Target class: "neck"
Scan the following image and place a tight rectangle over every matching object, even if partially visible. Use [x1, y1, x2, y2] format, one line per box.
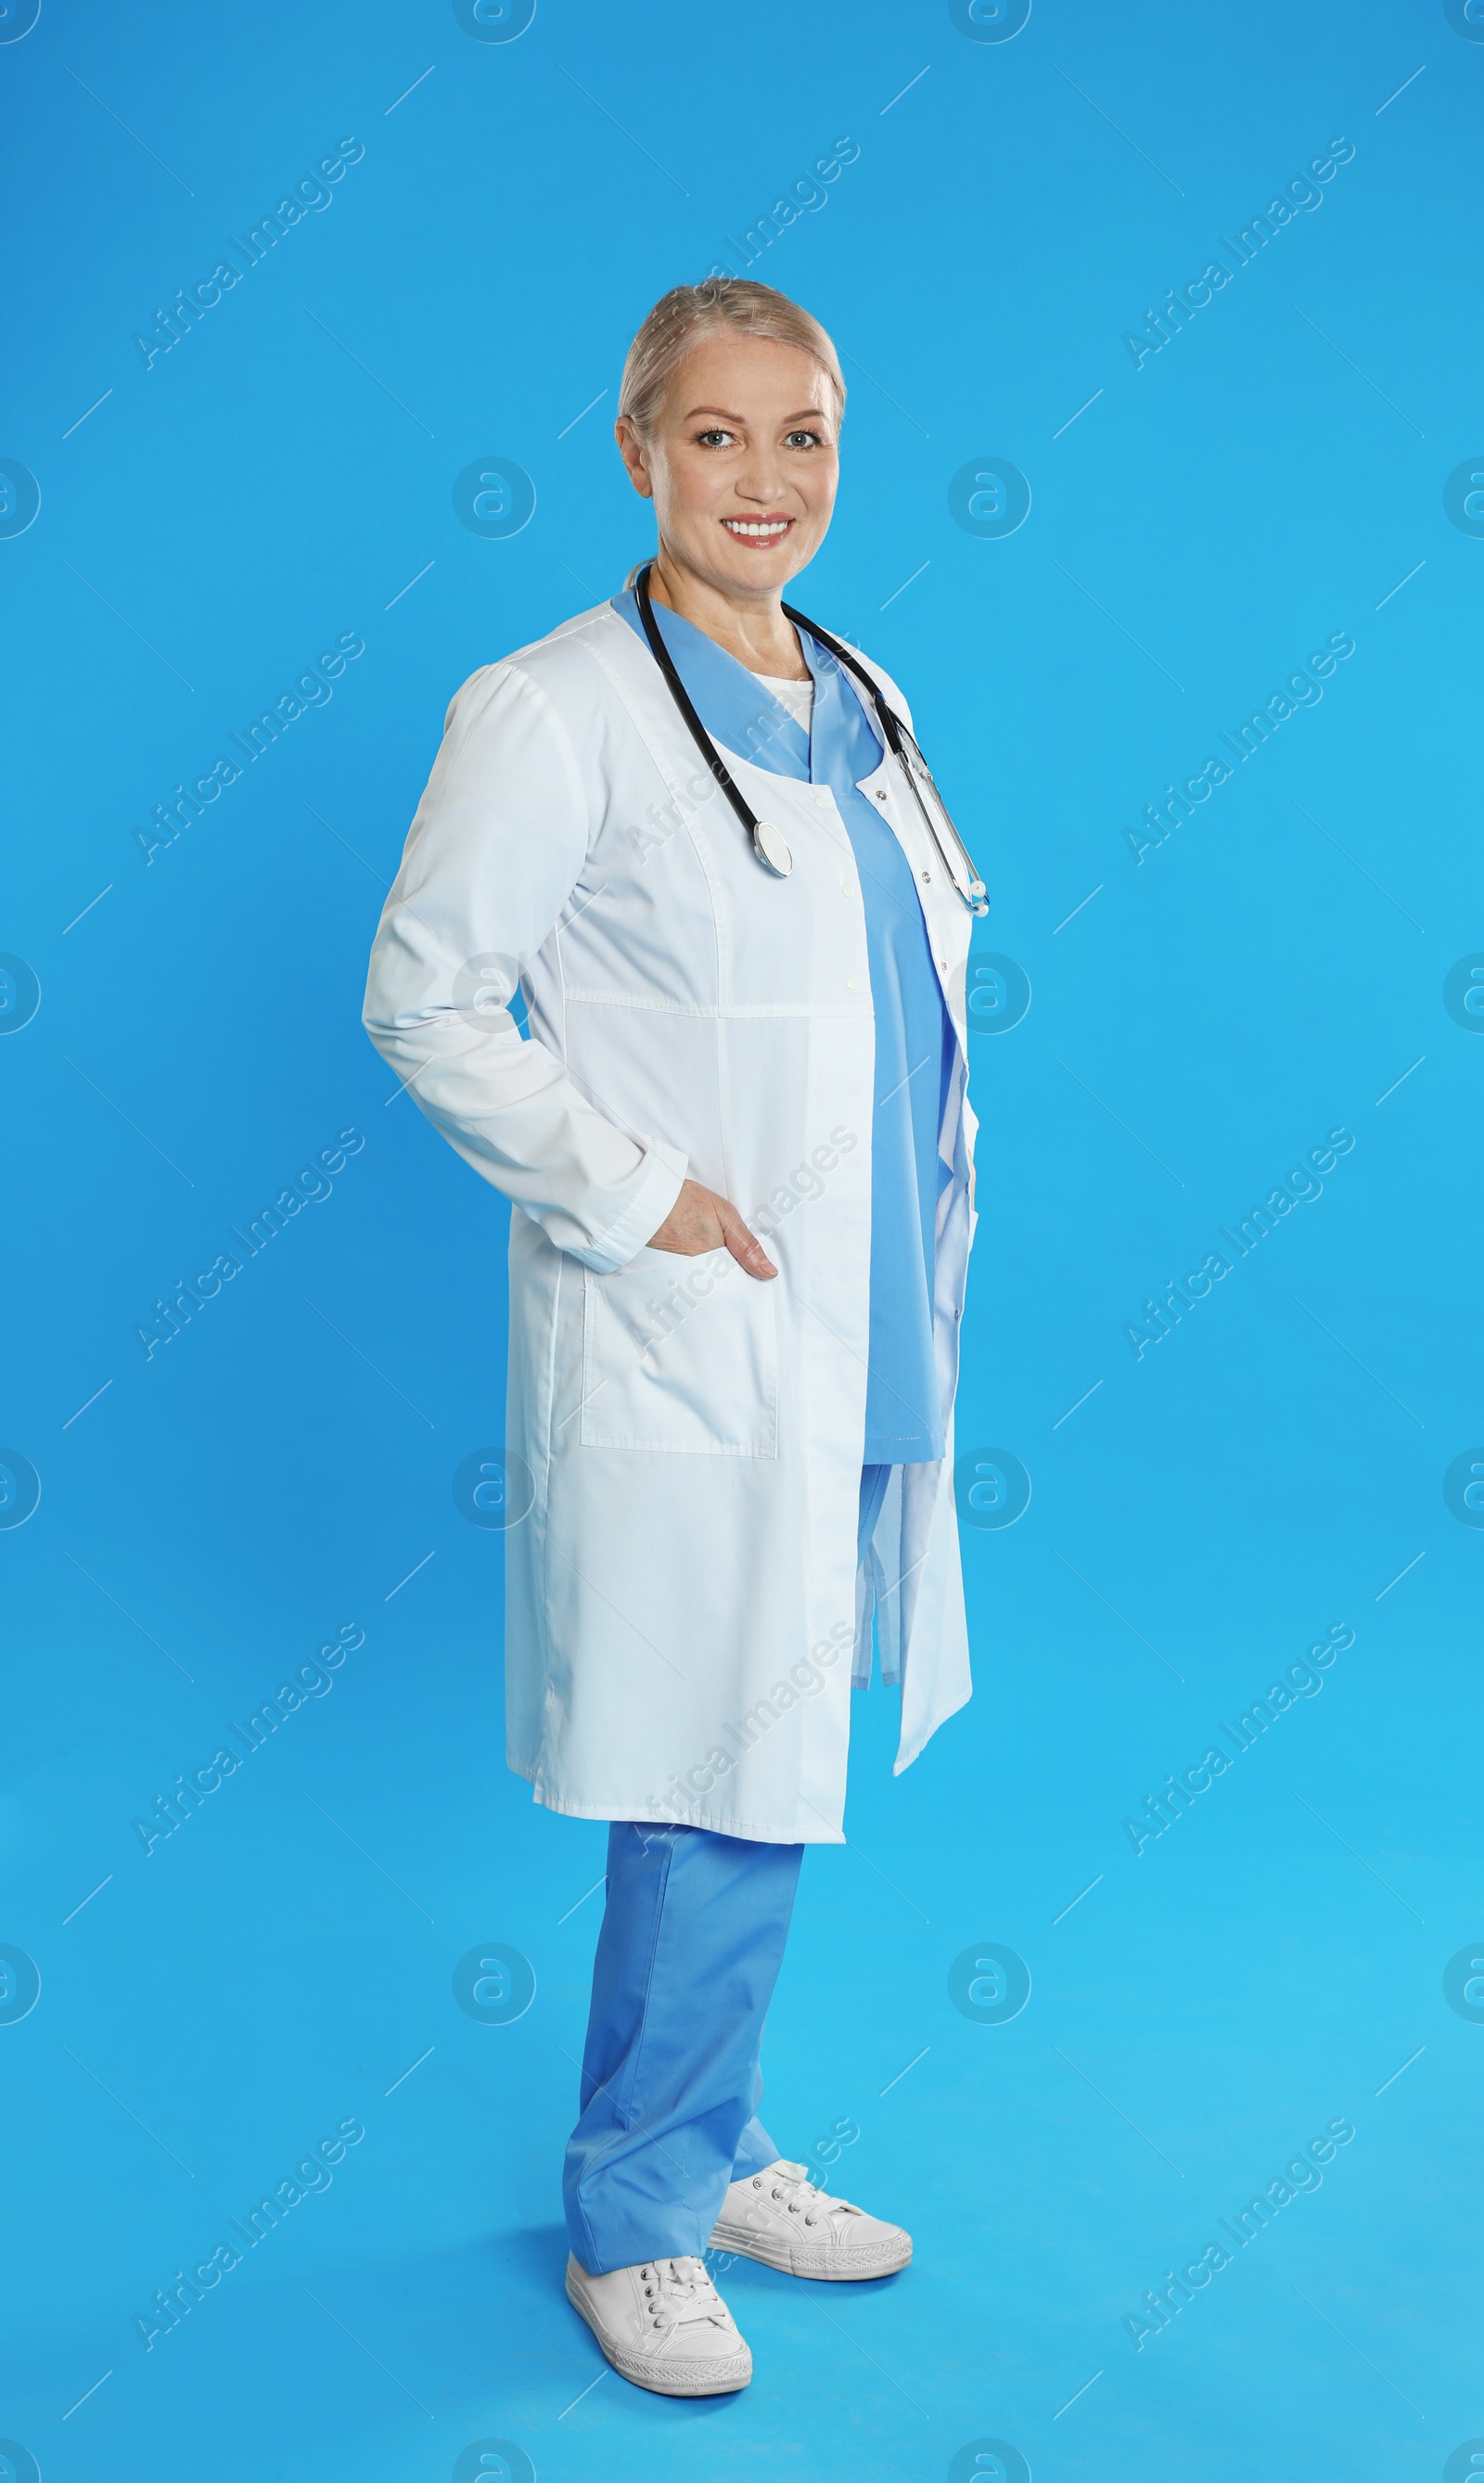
[646, 545, 809, 680]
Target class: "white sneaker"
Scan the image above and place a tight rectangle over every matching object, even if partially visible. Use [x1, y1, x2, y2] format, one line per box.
[565, 2252, 752, 2396]
[709, 2158, 912, 2281]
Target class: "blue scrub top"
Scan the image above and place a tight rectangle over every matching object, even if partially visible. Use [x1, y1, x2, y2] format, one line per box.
[613, 589, 952, 1464]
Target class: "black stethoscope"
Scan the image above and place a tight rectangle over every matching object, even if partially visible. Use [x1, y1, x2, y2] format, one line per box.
[633, 560, 990, 915]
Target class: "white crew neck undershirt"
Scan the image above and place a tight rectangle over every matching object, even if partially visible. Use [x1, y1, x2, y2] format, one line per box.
[756, 672, 814, 730]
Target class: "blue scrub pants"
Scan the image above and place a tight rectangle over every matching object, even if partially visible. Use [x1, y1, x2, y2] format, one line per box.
[563, 1476, 892, 2274]
[563, 1820, 804, 2273]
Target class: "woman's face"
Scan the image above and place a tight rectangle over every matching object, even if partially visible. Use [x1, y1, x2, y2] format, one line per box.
[617, 331, 839, 597]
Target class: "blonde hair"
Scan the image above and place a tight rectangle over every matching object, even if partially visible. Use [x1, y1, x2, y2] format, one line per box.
[618, 278, 846, 439]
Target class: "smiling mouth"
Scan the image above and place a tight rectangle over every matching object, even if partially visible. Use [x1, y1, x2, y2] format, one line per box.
[721, 517, 794, 543]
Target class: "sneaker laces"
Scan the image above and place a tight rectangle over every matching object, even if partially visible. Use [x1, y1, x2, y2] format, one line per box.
[749, 2161, 855, 2231]
[637, 2256, 730, 2333]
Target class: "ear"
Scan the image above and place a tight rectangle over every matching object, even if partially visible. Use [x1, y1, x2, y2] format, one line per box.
[614, 414, 655, 500]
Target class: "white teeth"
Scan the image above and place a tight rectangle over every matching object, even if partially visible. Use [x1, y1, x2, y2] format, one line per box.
[723, 519, 790, 538]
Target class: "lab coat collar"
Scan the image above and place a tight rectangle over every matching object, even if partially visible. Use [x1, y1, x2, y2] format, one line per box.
[610, 587, 812, 778]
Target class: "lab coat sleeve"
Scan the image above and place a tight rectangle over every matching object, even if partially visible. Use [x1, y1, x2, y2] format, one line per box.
[363, 659, 687, 1273]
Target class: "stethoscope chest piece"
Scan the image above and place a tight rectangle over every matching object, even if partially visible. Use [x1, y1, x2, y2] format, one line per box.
[752, 820, 793, 877]
[631, 557, 986, 913]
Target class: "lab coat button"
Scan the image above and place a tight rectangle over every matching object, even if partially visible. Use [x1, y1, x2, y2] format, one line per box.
[813, 790, 831, 807]
[847, 976, 862, 990]
[921, 870, 931, 883]
[874, 789, 888, 802]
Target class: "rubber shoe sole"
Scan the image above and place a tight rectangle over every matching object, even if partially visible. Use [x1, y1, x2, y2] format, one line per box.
[565, 2265, 752, 2397]
[709, 2218, 912, 2281]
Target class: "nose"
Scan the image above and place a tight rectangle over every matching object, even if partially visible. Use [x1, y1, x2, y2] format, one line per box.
[734, 454, 789, 507]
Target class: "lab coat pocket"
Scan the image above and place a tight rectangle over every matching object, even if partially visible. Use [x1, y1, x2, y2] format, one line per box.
[581, 1247, 778, 1456]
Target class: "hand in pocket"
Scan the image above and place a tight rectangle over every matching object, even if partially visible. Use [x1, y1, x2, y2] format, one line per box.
[647, 1178, 776, 1278]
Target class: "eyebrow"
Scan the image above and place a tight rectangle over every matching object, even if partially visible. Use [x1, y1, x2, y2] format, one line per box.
[682, 405, 829, 423]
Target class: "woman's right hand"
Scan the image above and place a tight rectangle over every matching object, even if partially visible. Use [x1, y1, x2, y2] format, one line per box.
[646, 1178, 777, 1278]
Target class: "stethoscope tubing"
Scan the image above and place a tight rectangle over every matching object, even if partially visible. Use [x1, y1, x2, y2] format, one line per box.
[632, 560, 989, 914]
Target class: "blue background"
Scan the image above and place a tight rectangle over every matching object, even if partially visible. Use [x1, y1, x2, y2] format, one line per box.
[3, 0, 1482, 2477]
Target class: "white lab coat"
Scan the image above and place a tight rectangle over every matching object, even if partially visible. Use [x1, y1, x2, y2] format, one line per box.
[363, 598, 979, 1843]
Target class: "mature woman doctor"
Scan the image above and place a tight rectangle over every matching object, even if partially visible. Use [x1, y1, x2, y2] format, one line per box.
[363, 278, 984, 2398]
